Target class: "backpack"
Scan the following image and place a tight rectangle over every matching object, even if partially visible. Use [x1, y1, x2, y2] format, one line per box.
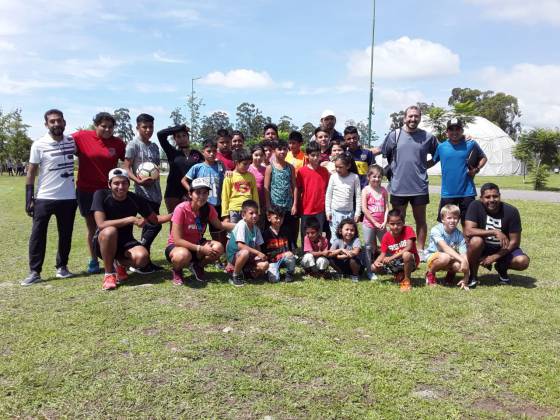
[382, 128, 401, 181]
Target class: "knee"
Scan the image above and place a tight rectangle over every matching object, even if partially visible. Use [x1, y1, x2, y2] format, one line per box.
[439, 253, 451, 265]
[236, 249, 249, 261]
[402, 251, 412, 262]
[171, 248, 191, 266]
[514, 255, 530, 271]
[98, 226, 117, 242]
[468, 236, 484, 251]
[134, 249, 150, 267]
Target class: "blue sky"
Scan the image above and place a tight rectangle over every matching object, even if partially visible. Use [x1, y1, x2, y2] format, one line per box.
[1, 0, 559, 143]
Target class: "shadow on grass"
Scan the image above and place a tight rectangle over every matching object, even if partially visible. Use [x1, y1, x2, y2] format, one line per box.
[476, 273, 537, 289]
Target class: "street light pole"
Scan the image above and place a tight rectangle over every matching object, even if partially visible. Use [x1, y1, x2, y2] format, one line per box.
[367, 0, 376, 147]
[191, 76, 201, 141]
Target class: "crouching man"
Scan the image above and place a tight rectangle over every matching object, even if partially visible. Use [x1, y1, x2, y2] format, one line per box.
[464, 183, 530, 287]
[92, 168, 171, 290]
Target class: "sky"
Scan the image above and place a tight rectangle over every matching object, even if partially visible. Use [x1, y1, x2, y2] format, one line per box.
[1, 0, 559, 144]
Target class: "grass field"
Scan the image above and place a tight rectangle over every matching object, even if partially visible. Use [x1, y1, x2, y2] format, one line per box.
[1, 175, 559, 418]
[429, 174, 560, 192]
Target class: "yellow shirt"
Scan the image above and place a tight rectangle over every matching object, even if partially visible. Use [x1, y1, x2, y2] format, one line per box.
[286, 150, 306, 171]
[221, 171, 259, 216]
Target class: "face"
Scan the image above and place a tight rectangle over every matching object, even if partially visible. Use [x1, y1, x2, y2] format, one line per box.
[137, 121, 154, 141]
[331, 144, 343, 157]
[344, 133, 359, 150]
[306, 227, 321, 241]
[232, 135, 244, 150]
[335, 159, 350, 176]
[45, 113, 66, 137]
[275, 147, 288, 160]
[109, 177, 129, 200]
[340, 223, 356, 242]
[174, 131, 190, 148]
[368, 170, 382, 186]
[252, 149, 264, 166]
[267, 213, 283, 229]
[202, 146, 217, 163]
[95, 119, 114, 140]
[387, 216, 404, 236]
[447, 126, 464, 142]
[288, 140, 301, 153]
[321, 116, 336, 131]
[480, 189, 501, 213]
[316, 131, 330, 148]
[236, 159, 251, 173]
[242, 206, 260, 225]
[217, 136, 231, 153]
[442, 212, 460, 231]
[190, 188, 209, 207]
[404, 108, 421, 131]
[264, 128, 278, 140]
[307, 151, 320, 166]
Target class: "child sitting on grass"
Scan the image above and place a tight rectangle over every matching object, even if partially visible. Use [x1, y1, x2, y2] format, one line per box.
[262, 206, 296, 283]
[425, 204, 470, 289]
[225, 200, 269, 287]
[300, 216, 331, 278]
[372, 209, 419, 292]
[329, 218, 364, 282]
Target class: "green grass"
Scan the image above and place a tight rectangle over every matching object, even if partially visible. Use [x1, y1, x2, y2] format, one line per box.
[1, 175, 559, 418]
[429, 174, 560, 192]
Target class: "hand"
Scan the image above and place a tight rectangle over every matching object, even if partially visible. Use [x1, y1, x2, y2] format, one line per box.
[354, 215, 360, 223]
[457, 279, 470, 290]
[136, 176, 154, 186]
[382, 256, 392, 264]
[291, 205, 297, 216]
[494, 230, 509, 249]
[467, 168, 478, 178]
[326, 213, 332, 222]
[373, 260, 384, 269]
[256, 251, 267, 261]
[25, 198, 35, 217]
[200, 242, 218, 258]
[133, 217, 146, 227]
[379, 222, 386, 230]
[480, 254, 498, 267]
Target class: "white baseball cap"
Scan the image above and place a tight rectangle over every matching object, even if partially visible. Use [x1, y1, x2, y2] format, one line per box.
[108, 167, 129, 182]
[191, 178, 211, 191]
[320, 109, 336, 119]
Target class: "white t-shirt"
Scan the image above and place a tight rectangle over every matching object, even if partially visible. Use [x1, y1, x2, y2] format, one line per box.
[29, 133, 76, 200]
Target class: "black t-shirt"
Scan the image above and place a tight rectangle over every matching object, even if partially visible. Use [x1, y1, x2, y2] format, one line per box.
[262, 226, 290, 262]
[91, 189, 153, 242]
[465, 200, 522, 248]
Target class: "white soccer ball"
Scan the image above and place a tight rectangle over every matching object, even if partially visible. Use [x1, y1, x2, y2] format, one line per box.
[136, 162, 160, 179]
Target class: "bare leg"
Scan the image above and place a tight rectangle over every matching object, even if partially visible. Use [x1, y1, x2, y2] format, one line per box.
[411, 204, 427, 250]
[85, 214, 98, 261]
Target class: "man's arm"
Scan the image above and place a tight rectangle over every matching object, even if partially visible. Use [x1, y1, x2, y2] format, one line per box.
[123, 157, 153, 187]
[94, 210, 140, 230]
[464, 220, 509, 248]
[25, 163, 39, 217]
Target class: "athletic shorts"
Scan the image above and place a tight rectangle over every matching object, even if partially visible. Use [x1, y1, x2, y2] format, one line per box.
[437, 196, 475, 222]
[481, 246, 526, 265]
[164, 239, 207, 263]
[93, 234, 143, 260]
[380, 257, 418, 274]
[329, 257, 364, 276]
[77, 189, 95, 217]
[390, 194, 430, 207]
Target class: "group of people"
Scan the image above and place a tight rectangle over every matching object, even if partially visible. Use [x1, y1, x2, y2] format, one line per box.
[3, 159, 26, 176]
[22, 106, 530, 291]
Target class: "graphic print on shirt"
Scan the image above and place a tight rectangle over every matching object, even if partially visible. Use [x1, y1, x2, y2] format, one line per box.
[387, 239, 408, 252]
[485, 215, 502, 245]
[233, 180, 251, 194]
[47, 143, 75, 179]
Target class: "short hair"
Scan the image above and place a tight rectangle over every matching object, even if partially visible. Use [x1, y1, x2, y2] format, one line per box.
[305, 141, 320, 155]
[387, 208, 404, 221]
[250, 144, 264, 154]
[330, 139, 343, 147]
[304, 216, 321, 231]
[216, 128, 231, 138]
[440, 204, 460, 219]
[404, 105, 421, 117]
[334, 153, 354, 168]
[288, 131, 303, 142]
[367, 164, 383, 176]
[267, 205, 285, 217]
[241, 199, 259, 212]
[136, 113, 154, 124]
[93, 112, 116, 127]
[275, 139, 288, 150]
[232, 148, 251, 163]
[335, 218, 359, 239]
[263, 123, 278, 135]
[232, 130, 245, 140]
[314, 126, 328, 136]
[44, 109, 63, 122]
[480, 183, 500, 196]
[202, 139, 217, 149]
[343, 126, 359, 136]
[262, 139, 278, 149]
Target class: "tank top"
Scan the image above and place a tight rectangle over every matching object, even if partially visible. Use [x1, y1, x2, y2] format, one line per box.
[363, 185, 388, 228]
[270, 163, 293, 210]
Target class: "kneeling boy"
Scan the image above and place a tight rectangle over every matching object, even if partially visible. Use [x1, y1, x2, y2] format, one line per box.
[262, 206, 296, 283]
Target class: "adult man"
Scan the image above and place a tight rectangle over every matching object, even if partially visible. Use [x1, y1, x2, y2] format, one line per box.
[92, 168, 171, 290]
[344, 125, 375, 187]
[73, 112, 126, 274]
[380, 105, 438, 259]
[464, 183, 530, 287]
[433, 118, 487, 223]
[311, 110, 344, 143]
[22, 109, 77, 286]
[123, 113, 163, 273]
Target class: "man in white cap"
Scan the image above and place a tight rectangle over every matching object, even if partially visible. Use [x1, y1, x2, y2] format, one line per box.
[311, 109, 344, 143]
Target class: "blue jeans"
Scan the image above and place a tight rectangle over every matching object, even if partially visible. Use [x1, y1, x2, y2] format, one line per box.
[362, 224, 386, 276]
[268, 254, 296, 281]
[329, 210, 354, 244]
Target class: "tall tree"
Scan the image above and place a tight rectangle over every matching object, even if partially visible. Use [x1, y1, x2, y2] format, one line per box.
[389, 111, 405, 130]
[300, 122, 316, 142]
[200, 111, 233, 142]
[277, 115, 298, 133]
[0, 109, 32, 161]
[113, 108, 134, 143]
[235, 102, 270, 140]
[170, 107, 186, 126]
[187, 93, 204, 143]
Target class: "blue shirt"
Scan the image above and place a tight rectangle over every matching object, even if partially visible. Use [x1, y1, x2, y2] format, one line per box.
[349, 147, 374, 188]
[226, 219, 264, 262]
[186, 162, 225, 206]
[433, 139, 485, 198]
[426, 223, 467, 257]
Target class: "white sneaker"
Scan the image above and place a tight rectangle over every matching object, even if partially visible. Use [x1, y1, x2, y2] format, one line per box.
[367, 272, 378, 281]
[56, 266, 74, 278]
[419, 249, 429, 263]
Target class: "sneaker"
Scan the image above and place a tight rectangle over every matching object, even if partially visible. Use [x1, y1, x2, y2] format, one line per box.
[444, 270, 456, 284]
[130, 263, 155, 275]
[285, 272, 295, 283]
[114, 262, 128, 284]
[351, 275, 359, 283]
[56, 266, 74, 279]
[394, 271, 405, 284]
[172, 270, 185, 286]
[419, 249, 429, 263]
[87, 259, 100, 274]
[21, 271, 41, 286]
[102, 273, 117, 290]
[229, 273, 245, 287]
[467, 275, 478, 289]
[267, 271, 280, 283]
[499, 275, 512, 285]
[367, 272, 378, 281]
[400, 277, 412, 292]
[425, 271, 437, 287]
[190, 263, 206, 283]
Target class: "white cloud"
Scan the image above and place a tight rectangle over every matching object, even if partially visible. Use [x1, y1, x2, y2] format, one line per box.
[61, 56, 126, 79]
[152, 51, 187, 64]
[348, 37, 460, 80]
[480, 63, 560, 127]
[466, 0, 560, 25]
[0, 74, 68, 94]
[201, 69, 276, 89]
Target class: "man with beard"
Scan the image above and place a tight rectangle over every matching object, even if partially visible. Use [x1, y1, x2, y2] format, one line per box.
[310, 110, 344, 144]
[22, 109, 78, 286]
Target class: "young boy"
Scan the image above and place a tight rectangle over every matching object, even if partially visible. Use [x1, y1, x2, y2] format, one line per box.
[300, 216, 330, 278]
[231, 130, 245, 151]
[216, 128, 235, 170]
[226, 200, 269, 286]
[286, 130, 306, 171]
[372, 209, 419, 292]
[314, 127, 332, 163]
[344, 125, 375, 188]
[262, 207, 296, 283]
[425, 204, 470, 289]
[221, 148, 260, 223]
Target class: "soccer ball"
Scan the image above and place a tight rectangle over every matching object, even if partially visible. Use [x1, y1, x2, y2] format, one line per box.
[136, 162, 160, 179]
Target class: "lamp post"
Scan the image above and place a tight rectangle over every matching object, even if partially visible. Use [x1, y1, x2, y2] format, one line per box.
[191, 76, 201, 141]
[367, 0, 376, 147]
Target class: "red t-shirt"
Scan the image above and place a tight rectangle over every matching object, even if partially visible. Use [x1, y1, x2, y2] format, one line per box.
[168, 201, 219, 245]
[73, 130, 125, 192]
[296, 165, 330, 215]
[216, 151, 235, 171]
[380, 225, 420, 265]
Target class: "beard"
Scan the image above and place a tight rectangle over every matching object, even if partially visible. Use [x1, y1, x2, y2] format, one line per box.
[49, 127, 64, 136]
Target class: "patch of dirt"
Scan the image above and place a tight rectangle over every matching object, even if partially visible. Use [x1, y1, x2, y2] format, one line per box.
[142, 327, 160, 336]
[472, 395, 554, 418]
[411, 386, 446, 400]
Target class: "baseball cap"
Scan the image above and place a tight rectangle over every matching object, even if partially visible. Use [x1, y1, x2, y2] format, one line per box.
[320, 109, 336, 119]
[447, 118, 464, 129]
[191, 178, 211, 191]
[108, 167, 129, 182]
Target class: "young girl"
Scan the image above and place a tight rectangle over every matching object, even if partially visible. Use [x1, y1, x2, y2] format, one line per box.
[329, 218, 364, 282]
[248, 144, 266, 212]
[325, 154, 361, 243]
[361, 164, 389, 280]
[321, 140, 344, 174]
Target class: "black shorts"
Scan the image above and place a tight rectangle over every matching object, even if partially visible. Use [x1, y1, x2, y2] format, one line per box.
[93, 233, 143, 260]
[77, 189, 95, 217]
[210, 205, 222, 234]
[390, 194, 430, 207]
[437, 196, 475, 222]
[329, 257, 364, 275]
[164, 243, 203, 263]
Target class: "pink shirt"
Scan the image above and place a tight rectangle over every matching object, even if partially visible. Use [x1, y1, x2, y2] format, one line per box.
[303, 235, 329, 253]
[168, 201, 218, 245]
[248, 164, 266, 208]
[363, 185, 388, 228]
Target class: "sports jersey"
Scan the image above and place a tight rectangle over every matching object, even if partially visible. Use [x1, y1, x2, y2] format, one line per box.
[348, 147, 374, 187]
[426, 223, 467, 257]
[380, 225, 419, 265]
[29, 133, 76, 200]
[226, 219, 264, 262]
[221, 171, 259, 216]
[186, 162, 225, 206]
[168, 201, 219, 245]
[125, 137, 162, 203]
